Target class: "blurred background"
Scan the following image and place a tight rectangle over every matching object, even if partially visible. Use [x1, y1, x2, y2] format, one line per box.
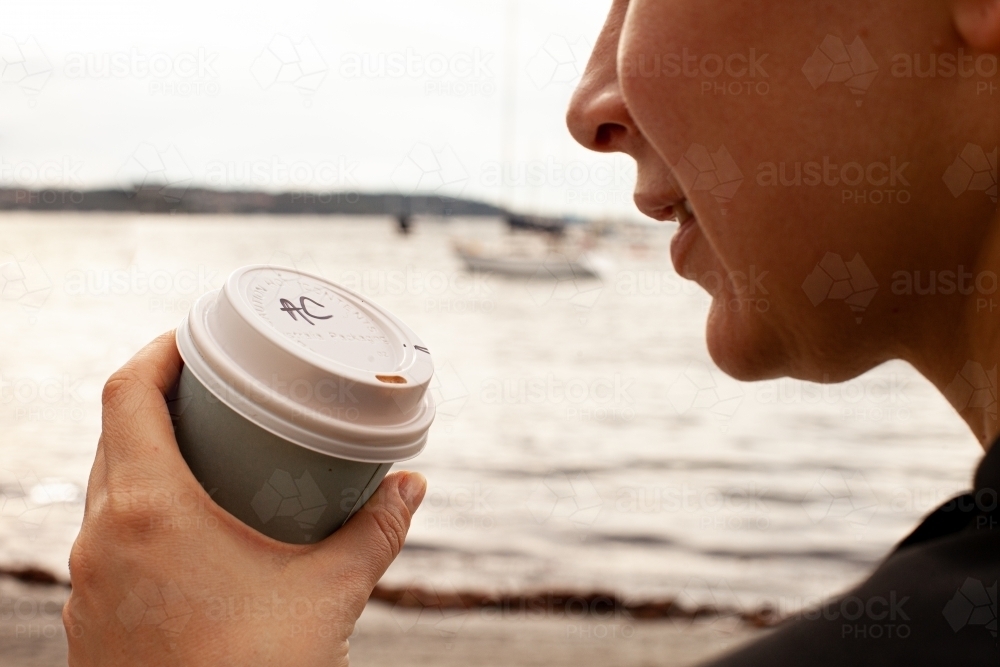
[1, 0, 635, 218]
[0, 1, 986, 664]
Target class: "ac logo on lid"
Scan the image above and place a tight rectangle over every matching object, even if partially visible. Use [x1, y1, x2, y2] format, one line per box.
[279, 296, 332, 326]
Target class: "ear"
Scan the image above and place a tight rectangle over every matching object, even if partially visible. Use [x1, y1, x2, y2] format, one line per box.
[954, 0, 1000, 51]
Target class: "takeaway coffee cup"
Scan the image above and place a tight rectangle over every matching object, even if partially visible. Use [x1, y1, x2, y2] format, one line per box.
[168, 265, 435, 544]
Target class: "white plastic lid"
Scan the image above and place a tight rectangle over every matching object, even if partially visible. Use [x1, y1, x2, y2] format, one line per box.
[176, 265, 435, 463]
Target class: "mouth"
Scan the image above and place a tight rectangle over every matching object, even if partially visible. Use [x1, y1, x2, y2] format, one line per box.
[673, 199, 695, 224]
[633, 192, 701, 277]
[633, 193, 693, 224]
[668, 200, 699, 277]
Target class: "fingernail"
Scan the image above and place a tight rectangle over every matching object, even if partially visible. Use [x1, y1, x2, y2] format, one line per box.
[399, 472, 427, 514]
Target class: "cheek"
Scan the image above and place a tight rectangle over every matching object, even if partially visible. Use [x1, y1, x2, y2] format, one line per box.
[619, 4, 853, 298]
[619, 0, 795, 162]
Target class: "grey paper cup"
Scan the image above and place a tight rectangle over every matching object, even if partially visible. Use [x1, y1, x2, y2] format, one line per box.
[168, 265, 435, 544]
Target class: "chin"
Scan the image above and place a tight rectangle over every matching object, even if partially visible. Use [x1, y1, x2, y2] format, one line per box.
[704, 298, 790, 382]
[704, 298, 886, 384]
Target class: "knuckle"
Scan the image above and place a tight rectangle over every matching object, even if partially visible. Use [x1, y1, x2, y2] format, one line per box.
[101, 488, 164, 535]
[63, 593, 91, 665]
[369, 502, 408, 559]
[62, 596, 80, 640]
[82, 481, 168, 543]
[67, 539, 98, 592]
[102, 487, 138, 516]
[101, 369, 142, 409]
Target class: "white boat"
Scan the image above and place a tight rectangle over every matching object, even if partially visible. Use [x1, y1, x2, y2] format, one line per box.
[454, 242, 599, 279]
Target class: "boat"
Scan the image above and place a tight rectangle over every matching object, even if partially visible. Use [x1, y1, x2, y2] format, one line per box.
[453, 241, 599, 279]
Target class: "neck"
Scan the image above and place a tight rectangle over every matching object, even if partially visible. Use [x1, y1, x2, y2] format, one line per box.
[911, 206, 1000, 452]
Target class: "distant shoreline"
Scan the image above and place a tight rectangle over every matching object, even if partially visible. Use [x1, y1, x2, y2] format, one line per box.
[0, 188, 508, 218]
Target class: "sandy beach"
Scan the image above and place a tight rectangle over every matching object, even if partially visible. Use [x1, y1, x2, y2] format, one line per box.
[1, 574, 763, 667]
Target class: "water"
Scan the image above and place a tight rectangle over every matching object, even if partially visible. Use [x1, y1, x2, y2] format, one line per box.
[0, 212, 983, 614]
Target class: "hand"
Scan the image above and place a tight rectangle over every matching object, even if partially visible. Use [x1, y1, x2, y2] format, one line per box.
[62, 332, 427, 666]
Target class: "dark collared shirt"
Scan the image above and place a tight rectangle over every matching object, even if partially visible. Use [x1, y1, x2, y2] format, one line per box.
[704, 441, 999, 666]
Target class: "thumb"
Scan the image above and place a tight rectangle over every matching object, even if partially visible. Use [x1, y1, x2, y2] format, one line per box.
[316, 471, 427, 592]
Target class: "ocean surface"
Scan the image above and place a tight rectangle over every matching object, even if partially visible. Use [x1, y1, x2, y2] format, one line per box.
[0, 212, 984, 614]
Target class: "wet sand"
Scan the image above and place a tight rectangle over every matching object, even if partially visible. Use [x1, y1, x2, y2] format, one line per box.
[350, 600, 760, 667]
[1, 575, 762, 667]
[0, 578, 67, 667]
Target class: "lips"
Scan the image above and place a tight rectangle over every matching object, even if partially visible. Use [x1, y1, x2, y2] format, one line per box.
[633, 192, 692, 223]
[674, 199, 695, 224]
[669, 210, 699, 278]
[634, 193, 699, 274]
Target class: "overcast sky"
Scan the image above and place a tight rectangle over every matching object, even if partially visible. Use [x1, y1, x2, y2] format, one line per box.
[0, 0, 642, 219]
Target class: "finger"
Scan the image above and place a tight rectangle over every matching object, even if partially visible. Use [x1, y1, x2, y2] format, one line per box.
[99, 330, 185, 476]
[314, 471, 427, 593]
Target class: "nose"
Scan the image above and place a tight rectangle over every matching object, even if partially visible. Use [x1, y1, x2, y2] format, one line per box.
[566, 2, 638, 154]
[566, 79, 636, 153]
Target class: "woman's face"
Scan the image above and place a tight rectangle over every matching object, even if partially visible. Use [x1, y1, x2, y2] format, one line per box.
[568, 0, 999, 383]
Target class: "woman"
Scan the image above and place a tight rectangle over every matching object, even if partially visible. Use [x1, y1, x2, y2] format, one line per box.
[64, 0, 998, 664]
[564, 0, 999, 663]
